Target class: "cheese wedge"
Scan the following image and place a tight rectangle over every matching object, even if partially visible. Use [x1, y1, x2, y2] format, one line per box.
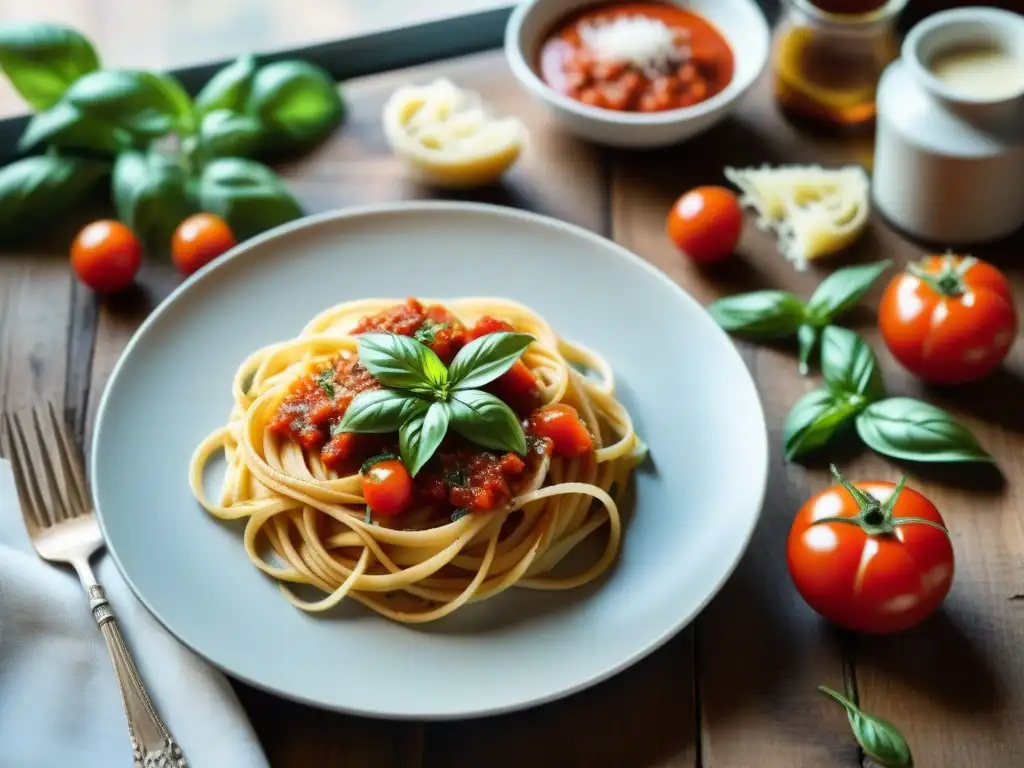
[724, 164, 870, 270]
[382, 78, 526, 188]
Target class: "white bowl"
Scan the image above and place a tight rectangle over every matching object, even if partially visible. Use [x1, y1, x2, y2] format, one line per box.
[504, 0, 771, 148]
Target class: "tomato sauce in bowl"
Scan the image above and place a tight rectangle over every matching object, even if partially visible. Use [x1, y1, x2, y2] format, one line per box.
[538, 1, 735, 113]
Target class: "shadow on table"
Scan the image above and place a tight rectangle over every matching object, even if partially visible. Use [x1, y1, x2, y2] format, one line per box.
[857, 599, 1007, 715]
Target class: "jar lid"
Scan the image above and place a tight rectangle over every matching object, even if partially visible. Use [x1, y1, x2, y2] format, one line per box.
[790, 0, 907, 35]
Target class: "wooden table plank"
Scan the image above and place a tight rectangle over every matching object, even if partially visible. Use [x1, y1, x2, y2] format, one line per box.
[0, 252, 73, 412]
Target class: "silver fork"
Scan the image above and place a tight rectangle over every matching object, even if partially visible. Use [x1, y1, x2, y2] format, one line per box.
[1, 403, 187, 768]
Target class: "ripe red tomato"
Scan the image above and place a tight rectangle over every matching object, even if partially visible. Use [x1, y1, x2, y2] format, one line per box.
[787, 465, 954, 634]
[171, 213, 237, 276]
[70, 220, 142, 293]
[878, 254, 1017, 384]
[527, 403, 594, 457]
[361, 457, 413, 517]
[666, 185, 743, 264]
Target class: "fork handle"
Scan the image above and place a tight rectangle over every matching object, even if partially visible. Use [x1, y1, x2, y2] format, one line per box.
[89, 585, 188, 768]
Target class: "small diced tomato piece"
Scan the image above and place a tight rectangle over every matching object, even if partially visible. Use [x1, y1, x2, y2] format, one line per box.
[468, 317, 542, 415]
[487, 361, 542, 416]
[527, 404, 594, 458]
[469, 316, 515, 339]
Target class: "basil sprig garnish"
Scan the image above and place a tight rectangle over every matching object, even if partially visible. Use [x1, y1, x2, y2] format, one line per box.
[709, 260, 891, 374]
[336, 331, 533, 475]
[784, 326, 992, 464]
[819, 686, 913, 767]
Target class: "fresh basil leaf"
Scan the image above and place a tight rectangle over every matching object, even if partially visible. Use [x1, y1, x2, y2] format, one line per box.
[852, 711, 914, 768]
[819, 686, 912, 768]
[198, 157, 302, 240]
[708, 291, 808, 338]
[336, 389, 428, 434]
[66, 69, 194, 135]
[448, 332, 533, 391]
[113, 150, 193, 253]
[198, 109, 262, 158]
[246, 60, 343, 150]
[820, 326, 885, 400]
[17, 100, 127, 154]
[856, 397, 993, 463]
[807, 260, 892, 324]
[355, 332, 446, 391]
[448, 390, 528, 455]
[195, 54, 256, 116]
[0, 22, 99, 109]
[0, 154, 107, 243]
[399, 402, 450, 476]
[783, 388, 858, 460]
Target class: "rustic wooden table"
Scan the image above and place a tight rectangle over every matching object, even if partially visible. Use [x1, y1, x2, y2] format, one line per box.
[3, 43, 1023, 768]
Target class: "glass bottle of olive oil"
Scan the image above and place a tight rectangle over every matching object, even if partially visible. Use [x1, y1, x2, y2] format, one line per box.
[772, 0, 905, 128]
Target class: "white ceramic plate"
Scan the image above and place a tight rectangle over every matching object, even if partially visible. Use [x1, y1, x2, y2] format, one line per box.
[91, 202, 768, 719]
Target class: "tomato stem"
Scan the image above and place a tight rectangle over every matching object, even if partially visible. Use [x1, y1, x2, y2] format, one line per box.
[829, 463, 874, 508]
[813, 464, 949, 538]
[907, 254, 977, 298]
[890, 516, 949, 534]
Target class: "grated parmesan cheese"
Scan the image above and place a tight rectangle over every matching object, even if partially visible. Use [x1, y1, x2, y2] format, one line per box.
[578, 15, 690, 78]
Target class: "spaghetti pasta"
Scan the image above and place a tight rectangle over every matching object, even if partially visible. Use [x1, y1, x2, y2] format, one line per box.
[189, 297, 644, 623]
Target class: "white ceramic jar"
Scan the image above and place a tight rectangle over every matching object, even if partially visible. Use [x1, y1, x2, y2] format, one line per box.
[872, 7, 1024, 244]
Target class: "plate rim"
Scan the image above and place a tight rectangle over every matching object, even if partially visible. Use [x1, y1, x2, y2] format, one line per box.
[89, 200, 770, 719]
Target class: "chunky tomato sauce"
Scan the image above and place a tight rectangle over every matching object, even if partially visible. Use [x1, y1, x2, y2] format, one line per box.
[270, 300, 593, 515]
[538, 1, 734, 113]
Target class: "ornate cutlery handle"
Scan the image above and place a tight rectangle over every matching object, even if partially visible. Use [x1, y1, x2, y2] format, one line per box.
[89, 585, 187, 768]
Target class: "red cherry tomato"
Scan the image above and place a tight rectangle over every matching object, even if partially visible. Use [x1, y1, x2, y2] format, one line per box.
[70, 220, 142, 293]
[666, 185, 743, 264]
[787, 465, 954, 635]
[878, 254, 1017, 384]
[361, 457, 413, 517]
[527, 403, 594, 457]
[171, 213, 237, 276]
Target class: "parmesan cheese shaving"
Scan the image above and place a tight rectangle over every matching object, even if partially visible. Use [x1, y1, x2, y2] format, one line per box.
[578, 15, 690, 78]
[724, 164, 871, 270]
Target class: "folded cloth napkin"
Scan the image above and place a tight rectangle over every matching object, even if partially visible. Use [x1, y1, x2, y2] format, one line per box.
[0, 460, 270, 768]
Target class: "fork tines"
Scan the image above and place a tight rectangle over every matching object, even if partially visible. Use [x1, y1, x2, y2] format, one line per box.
[0, 403, 90, 529]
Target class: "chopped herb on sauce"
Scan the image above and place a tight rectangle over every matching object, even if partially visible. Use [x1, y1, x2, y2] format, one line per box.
[316, 368, 336, 398]
[444, 466, 467, 487]
[364, 506, 373, 524]
[451, 508, 470, 522]
[413, 320, 449, 345]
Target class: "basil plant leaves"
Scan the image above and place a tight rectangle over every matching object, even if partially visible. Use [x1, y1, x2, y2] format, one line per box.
[784, 327, 992, 464]
[0, 21, 345, 247]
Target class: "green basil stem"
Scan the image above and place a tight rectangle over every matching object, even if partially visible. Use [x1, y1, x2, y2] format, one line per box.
[906, 254, 977, 298]
[818, 685, 914, 767]
[810, 464, 949, 537]
[797, 324, 817, 376]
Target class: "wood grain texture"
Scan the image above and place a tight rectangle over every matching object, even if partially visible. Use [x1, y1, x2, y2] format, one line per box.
[2, 34, 1022, 768]
[0, 252, 72, 413]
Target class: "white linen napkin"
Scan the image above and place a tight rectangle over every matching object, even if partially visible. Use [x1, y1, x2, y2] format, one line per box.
[0, 459, 270, 768]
